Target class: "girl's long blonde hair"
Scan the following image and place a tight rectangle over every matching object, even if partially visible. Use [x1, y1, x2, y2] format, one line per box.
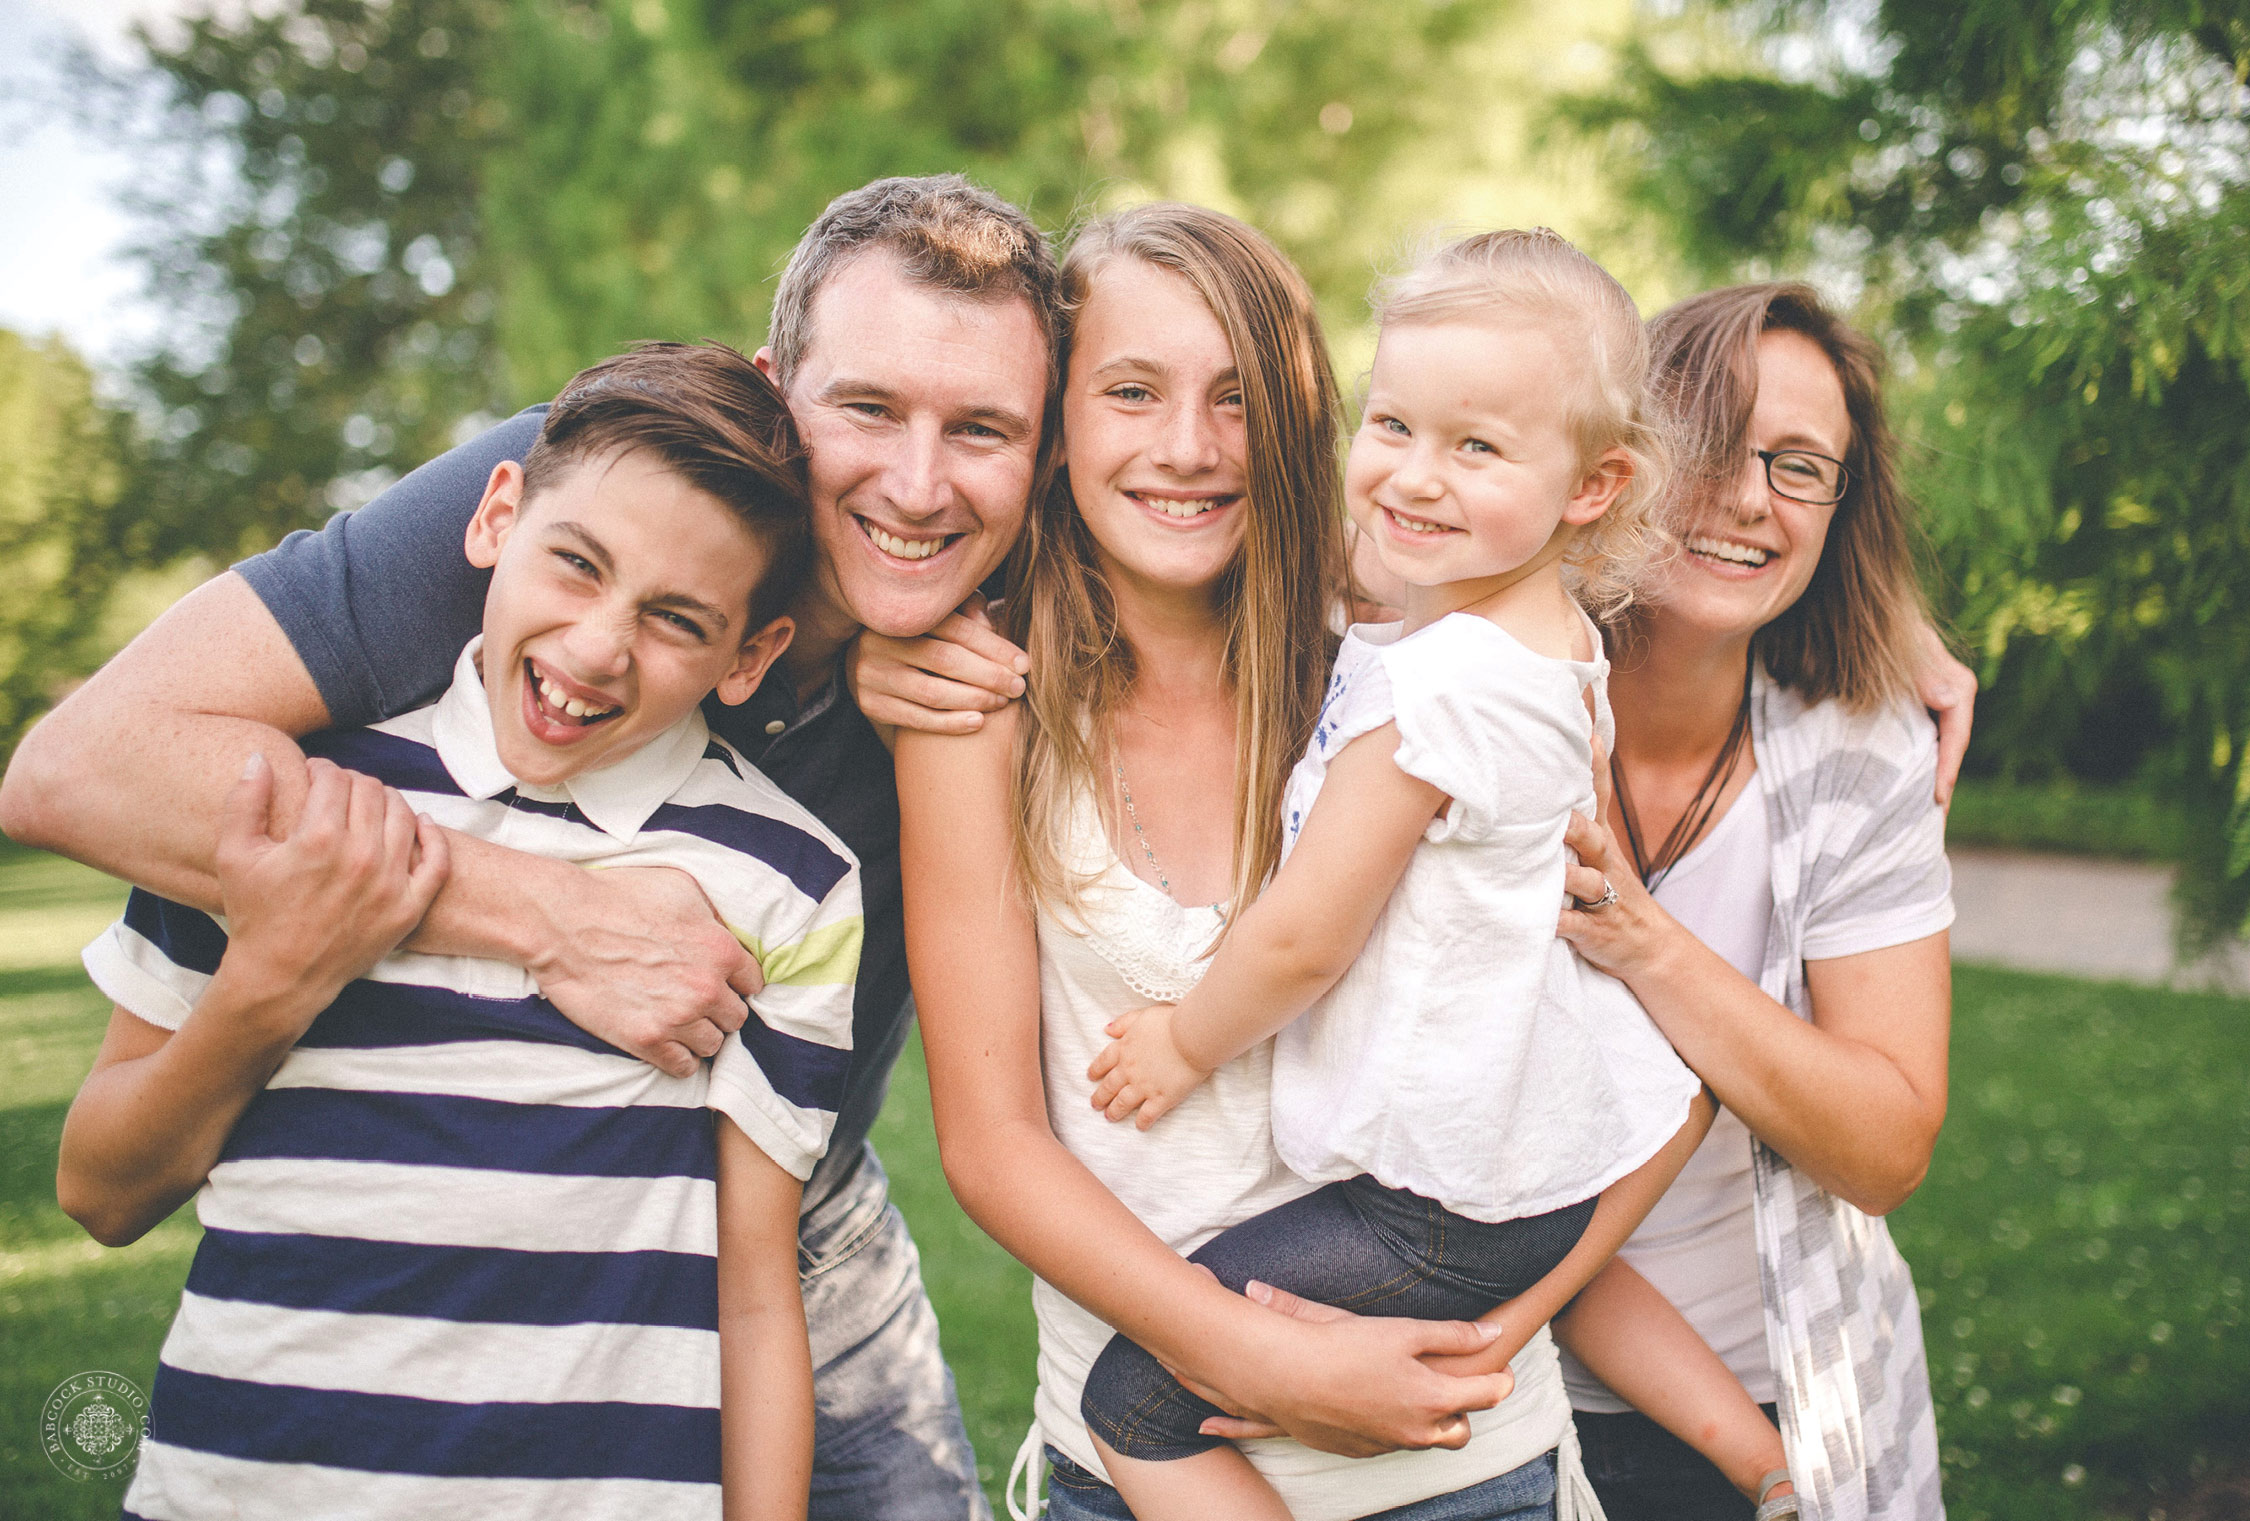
[1000, 203, 1346, 925]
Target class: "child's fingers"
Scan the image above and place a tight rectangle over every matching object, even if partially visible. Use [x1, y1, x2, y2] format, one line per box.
[1087, 1043, 1121, 1083]
[1088, 1070, 1125, 1111]
[1102, 1084, 1144, 1124]
[1133, 1091, 1176, 1130]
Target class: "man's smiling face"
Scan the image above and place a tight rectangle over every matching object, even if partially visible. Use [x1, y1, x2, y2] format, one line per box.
[768, 252, 1049, 645]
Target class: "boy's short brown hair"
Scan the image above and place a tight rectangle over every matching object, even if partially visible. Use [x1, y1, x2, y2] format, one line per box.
[523, 342, 812, 629]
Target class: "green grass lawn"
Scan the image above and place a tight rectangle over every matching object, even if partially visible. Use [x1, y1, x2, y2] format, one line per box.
[0, 843, 2241, 1518]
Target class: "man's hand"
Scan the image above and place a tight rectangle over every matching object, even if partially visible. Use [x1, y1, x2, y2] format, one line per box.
[847, 594, 1029, 737]
[1087, 1004, 1209, 1129]
[218, 754, 448, 1025]
[1915, 622, 1978, 809]
[524, 865, 766, 1078]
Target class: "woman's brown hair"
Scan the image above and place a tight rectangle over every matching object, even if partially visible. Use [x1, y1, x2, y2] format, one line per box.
[1000, 203, 1345, 925]
[1646, 282, 1927, 708]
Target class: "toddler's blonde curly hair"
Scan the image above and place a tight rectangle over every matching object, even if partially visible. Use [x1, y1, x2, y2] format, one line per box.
[1373, 228, 1674, 619]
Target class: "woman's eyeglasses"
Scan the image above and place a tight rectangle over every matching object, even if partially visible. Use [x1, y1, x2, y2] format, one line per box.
[1756, 448, 1852, 506]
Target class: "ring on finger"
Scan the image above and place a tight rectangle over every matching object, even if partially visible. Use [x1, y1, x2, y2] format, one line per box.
[1576, 877, 1620, 911]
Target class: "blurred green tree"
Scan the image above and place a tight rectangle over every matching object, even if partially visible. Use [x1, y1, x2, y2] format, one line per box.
[108, 0, 515, 561]
[0, 332, 134, 756]
[1562, 0, 2250, 940]
[479, 0, 1503, 395]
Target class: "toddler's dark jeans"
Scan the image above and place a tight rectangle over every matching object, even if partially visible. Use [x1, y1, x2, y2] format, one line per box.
[1081, 1175, 1597, 1461]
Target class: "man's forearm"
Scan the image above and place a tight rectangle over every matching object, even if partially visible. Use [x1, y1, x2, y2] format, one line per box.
[1, 573, 330, 909]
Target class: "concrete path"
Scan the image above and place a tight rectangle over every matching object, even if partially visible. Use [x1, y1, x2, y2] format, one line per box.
[1946, 846, 2250, 994]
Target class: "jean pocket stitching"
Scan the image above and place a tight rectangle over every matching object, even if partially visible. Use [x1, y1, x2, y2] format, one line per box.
[797, 1198, 892, 1280]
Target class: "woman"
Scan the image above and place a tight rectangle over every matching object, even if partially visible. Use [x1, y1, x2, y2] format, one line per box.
[1546, 284, 1954, 1521]
[891, 205, 1679, 1521]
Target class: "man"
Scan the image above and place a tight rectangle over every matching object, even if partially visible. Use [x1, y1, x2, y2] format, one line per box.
[4, 174, 1052, 1521]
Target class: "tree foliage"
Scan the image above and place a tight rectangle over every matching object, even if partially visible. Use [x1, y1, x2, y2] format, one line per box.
[1563, 0, 2250, 940]
[479, 0, 1501, 395]
[0, 333, 135, 756]
[114, 0, 515, 558]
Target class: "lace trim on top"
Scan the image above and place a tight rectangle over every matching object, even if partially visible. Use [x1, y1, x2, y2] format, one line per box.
[1051, 787, 1224, 1004]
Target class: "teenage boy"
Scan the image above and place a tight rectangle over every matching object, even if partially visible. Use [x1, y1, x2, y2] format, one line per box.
[58, 344, 857, 1520]
[10, 176, 1050, 1518]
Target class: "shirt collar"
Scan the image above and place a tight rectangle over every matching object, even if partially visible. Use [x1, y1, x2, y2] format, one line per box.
[429, 638, 711, 841]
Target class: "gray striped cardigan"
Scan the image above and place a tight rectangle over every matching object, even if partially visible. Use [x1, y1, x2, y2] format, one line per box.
[1747, 669, 1951, 1521]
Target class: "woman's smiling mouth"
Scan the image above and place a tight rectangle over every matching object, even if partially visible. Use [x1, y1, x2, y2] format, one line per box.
[1686, 534, 1774, 570]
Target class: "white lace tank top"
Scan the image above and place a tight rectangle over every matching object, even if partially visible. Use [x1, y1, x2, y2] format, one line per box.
[1028, 789, 1565, 1519]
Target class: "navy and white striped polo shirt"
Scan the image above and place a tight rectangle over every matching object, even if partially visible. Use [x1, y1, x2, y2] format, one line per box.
[82, 640, 859, 1521]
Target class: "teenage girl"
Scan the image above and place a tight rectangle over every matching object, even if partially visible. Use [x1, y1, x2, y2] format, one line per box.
[1077, 230, 1796, 1521]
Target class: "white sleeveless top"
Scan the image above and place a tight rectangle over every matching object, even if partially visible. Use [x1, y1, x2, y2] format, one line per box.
[1027, 789, 1587, 1520]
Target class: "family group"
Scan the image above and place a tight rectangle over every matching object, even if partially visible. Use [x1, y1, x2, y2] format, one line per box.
[0, 172, 1975, 1521]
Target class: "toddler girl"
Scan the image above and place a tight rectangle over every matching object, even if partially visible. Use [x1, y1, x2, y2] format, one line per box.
[1080, 230, 1796, 1521]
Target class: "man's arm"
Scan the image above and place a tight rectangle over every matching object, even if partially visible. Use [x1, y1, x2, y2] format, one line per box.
[1, 573, 759, 1078]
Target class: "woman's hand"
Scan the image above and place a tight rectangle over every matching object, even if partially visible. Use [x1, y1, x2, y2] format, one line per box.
[1557, 808, 1689, 982]
[218, 754, 449, 1018]
[1914, 621, 1977, 809]
[1195, 1281, 1515, 1449]
[846, 593, 1029, 736]
[1087, 1004, 1209, 1128]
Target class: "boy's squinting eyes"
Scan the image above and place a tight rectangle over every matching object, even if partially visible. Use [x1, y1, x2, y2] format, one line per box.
[464, 449, 794, 789]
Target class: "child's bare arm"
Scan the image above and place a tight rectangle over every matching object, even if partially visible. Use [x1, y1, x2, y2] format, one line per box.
[1556, 1258, 1788, 1498]
[715, 1117, 812, 1521]
[55, 756, 446, 1246]
[1087, 723, 1442, 1126]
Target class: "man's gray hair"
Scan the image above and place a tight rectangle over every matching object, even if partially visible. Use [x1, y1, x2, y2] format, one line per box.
[767, 175, 1062, 394]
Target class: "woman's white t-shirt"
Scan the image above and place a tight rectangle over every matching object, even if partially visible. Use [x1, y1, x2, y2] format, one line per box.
[1562, 770, 1778, 1410]
[1562, 744, 1956, 1416]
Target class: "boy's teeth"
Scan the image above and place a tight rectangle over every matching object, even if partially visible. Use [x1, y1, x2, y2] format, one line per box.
[536, 672, 614, 722]
[1689, 536, 1771, 566]
[867, 525, 944, 560]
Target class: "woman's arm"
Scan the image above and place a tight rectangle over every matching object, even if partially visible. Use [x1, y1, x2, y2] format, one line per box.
[715, 1117, 812, 1521]
[898, 714, 1509, 1458]
[1558, 810, 1949, 1215]
[0, 574, 760, 1078]
[1088, 724, 1442, 1125]
[58, 757, 448, 1245]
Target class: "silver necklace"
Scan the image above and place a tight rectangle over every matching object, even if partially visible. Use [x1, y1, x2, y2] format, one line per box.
[1113, 756, 1171, 895]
